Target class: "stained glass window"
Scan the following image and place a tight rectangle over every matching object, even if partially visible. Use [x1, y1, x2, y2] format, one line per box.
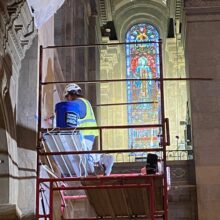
[125, 23, 161, 152]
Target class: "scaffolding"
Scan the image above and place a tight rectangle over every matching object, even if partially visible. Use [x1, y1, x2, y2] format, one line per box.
[36, 40, 170, 220]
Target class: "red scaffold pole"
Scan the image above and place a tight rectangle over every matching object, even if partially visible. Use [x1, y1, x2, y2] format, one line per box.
[36, 45, 43, 219]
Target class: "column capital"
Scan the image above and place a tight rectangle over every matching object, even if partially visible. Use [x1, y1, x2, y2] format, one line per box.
[0, 0, 37, 72]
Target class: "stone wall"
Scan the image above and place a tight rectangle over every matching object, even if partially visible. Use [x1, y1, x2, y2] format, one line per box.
[99, 38, 128, 158]
[16, 36, 38, 219]
[184, 1, 220, 219]
[168, 160, 197, 220]
[113, 160, 197, 220]
[54, 0, 100, 105]
[0, 0, 37, 219]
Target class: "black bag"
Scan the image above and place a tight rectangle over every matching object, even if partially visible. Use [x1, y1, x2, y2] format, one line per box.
[146, 153, 158, 174]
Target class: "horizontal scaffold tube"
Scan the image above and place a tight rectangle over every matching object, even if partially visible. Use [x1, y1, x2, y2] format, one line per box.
[43, 40, 161, 49]
[41, 77, 213, 85]
[39, 147, 163, 156]
[41, 123, 162, 132]
[53, 183, 151, 191]
[39, 174, 163, 183]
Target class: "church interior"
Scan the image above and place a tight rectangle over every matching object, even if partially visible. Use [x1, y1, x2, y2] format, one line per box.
[0, 0, 220, 219]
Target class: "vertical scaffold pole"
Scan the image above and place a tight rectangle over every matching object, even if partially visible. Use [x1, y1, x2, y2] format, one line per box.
[149, 177, 155, 220]
[49, 182, 54, 220]
[158, 39, 168, 220]
[36, 45, 43, 219]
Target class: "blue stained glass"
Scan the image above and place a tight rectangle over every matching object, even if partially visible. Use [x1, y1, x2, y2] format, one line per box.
[126, 23, 161, 151]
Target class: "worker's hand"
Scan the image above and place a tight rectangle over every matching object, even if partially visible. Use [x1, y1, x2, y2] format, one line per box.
[44, 113, 55, 122]
[49, 113, 55, 119]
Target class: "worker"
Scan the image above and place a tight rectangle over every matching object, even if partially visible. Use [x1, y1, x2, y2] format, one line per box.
[59, 83, 114, 176]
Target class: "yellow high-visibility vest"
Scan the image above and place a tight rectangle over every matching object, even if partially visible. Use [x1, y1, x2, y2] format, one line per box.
[77, 98, 99, 137]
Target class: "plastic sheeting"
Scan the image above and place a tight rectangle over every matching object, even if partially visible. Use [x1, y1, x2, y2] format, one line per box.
[27, 0, 65, 29]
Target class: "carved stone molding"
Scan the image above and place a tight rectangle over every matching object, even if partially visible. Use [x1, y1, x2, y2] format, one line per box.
[0, 0, 37, 72]
[98, 0, 113, 26]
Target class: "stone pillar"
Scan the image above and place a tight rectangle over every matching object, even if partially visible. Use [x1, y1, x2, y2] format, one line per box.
[184, 1, 220, 219]
[165, 38, 188, 153]
[16, 36, 38, 218]
[99, 38, 128, 160]
[0, 0, 37, 218]
[54, 0, 100, 105]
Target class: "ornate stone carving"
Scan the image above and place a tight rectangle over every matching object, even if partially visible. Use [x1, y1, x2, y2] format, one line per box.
[0, 0, 37, 72]
[171, 167, 186, 178]
[98, 0, 113, 26]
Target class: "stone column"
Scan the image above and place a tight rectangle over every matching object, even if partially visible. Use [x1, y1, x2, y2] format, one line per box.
[0, 0, 37, 219]
[184, 1, 220, 219]
[165, 38, 188, 153]
[99, 38, 129, 159]
[54, 0, 100, 105]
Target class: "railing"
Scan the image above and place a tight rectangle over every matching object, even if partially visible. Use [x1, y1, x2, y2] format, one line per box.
[115, 149, 194, 163]
[166, 149, 193, 161]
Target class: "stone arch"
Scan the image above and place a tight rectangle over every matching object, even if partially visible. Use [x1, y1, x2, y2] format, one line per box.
[112, 0, 168, 41]
[124, 21, 160, 40]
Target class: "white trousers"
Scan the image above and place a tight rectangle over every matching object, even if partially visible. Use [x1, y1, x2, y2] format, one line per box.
[84, 139, 100, 162]
[84, 139, 114, 175]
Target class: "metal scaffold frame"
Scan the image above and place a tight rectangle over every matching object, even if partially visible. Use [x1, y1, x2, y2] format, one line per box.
[36, 40, 170, 220]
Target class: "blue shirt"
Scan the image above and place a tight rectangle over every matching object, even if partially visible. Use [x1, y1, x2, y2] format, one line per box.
[66, 99, 87, 119]
[55, 99, 95, 142]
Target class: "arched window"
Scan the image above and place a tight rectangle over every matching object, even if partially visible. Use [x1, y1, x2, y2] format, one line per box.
[125, 23, 161, 151]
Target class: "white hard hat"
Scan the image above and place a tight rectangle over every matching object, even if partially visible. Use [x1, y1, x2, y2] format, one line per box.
[63, 83, 82, 97]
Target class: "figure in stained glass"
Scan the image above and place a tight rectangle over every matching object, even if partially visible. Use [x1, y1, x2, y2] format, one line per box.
[126, 23, 161, 151]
